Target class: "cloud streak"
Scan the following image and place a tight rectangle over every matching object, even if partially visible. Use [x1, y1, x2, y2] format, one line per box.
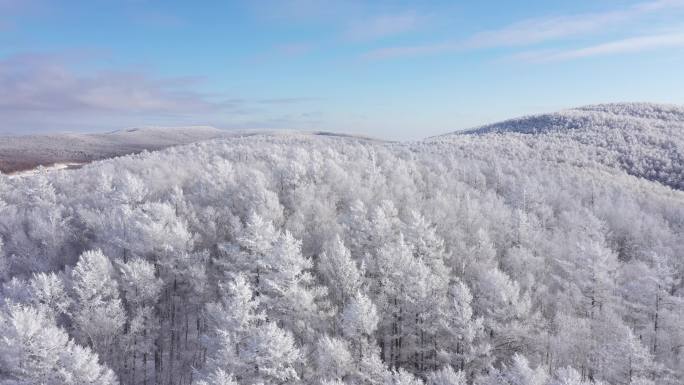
[0, 54, 226, 114]
[0, 53, 324, 134]
[362, 0, 684, 60]
[463, 0, 684, 49]
[362, 42, 456, 60]
[257, 97, 320, 105]
[0, 0, 42, 30]
[247, 0, 361, 22]
[345, 12, 422, 41]
[513, 31, 684, 62]
[276, 42, 314, 56]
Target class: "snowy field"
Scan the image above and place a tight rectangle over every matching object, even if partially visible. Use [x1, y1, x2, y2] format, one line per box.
[6, 162, 85, 178]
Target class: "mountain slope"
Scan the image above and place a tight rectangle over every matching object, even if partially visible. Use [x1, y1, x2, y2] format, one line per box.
[0, 126, 226, 174]
[429, 103, 684, 190]
[0, 108, 683, 384]
[0, 126, 384, 175]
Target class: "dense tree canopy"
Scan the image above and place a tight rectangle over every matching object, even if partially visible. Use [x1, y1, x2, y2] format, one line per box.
[0, 104, 682, 385]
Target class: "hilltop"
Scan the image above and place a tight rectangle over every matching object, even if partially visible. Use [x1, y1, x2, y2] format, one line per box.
[428, 103, 684, 190]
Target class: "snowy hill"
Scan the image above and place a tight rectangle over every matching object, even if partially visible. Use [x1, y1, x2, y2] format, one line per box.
[0, 127, 383, 175]
[430, 103, 684, 190]
[0, 126, 225, 174]
[0, 104, 683, 385]
[456, 103, 684, 135]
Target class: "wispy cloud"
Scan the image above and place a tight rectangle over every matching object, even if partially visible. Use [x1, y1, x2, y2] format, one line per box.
[362, 42, 456, 60]
[0, 52, 323, 134]
[247, 0, 361, 22]
[257, 97, 320, 105]
[0, 54, 226, 114]
[463, 0, 684, 48]
[0, 0, 36, 11]
[362, 0, 684, 60]
[0, 0, 42, 30]
[248, 1, 426, 45]
[128, 11, 186, 28]
[513, 31, 684, 62]
[276, 43, 314, 56]
[247, 42, 315, 65]
[345, 12, 422, 41]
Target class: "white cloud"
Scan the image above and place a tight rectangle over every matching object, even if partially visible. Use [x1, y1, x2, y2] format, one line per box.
[247, 0, 361, 22]
[276, 43, 314, 56]
[362, 0, 684, 59]
[361, 42, 456, 60]
[0, 52, 323, 134]
[0, 0, 42, 30]
[0, 54, 225, 114]
[345, 12, 422, 41]
[514, 31, 684, 62]
[463, 0, 684, 48]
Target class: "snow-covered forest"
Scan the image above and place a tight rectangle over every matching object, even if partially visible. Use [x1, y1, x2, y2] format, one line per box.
[0, 103, 682, 385]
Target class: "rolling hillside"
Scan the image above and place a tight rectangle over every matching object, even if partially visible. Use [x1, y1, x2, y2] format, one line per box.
[429, 103, 684, 190]
[0, 103, 682, 385]
[0, 126, 225, 174]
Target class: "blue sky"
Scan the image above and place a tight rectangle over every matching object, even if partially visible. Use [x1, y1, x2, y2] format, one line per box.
[1, 0, 683, 140]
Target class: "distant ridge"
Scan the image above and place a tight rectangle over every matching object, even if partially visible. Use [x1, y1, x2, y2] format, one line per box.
[0, 126, 225, 174]
[575, 102, 684, 122]
[451, 103, 684, 136]
[430, 103, 684, 190]
[0, 126, 383, 175]
[3, 104, 682, 189]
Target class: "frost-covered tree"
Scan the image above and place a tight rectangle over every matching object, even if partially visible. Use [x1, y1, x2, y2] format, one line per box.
[69, 249, 125, 363]
[194, 368, 238, 385]
[436, 279, 488, 376]
[315, 335, 354, 382]
[117, 257, 163, 385]
[260, 230, 328, 343]
[0, 304, 117, 384]
[476, 353, 547, 385]
[318, 235, 363, 305]
[201, 273, 263, 381]
[387, 367, 424, 385]
[426, 366, 468, 385]
[118, 257, 163, 306]
[241, 322, 302, 384]
[547, 367, 593, 385]
[29, 271, 70, 319]
[342, 291, 380, 360]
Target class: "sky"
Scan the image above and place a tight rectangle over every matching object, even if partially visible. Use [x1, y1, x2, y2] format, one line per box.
[1, 0, 684, 140]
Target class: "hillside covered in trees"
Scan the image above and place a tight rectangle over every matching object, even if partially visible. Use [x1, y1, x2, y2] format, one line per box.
[0, 103, 682, 385]
[0, 127, 225, 175]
